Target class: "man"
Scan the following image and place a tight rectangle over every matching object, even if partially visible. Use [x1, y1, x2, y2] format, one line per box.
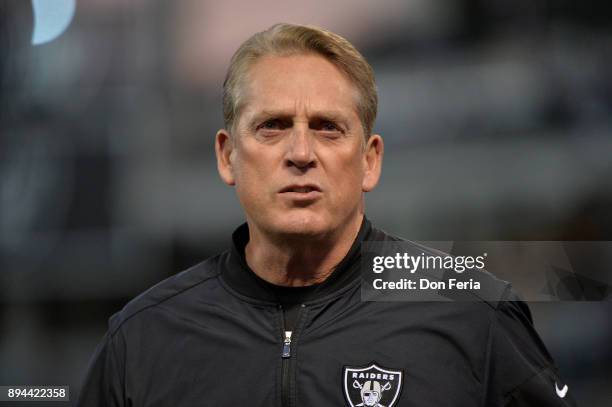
[77, 23, 576, 406]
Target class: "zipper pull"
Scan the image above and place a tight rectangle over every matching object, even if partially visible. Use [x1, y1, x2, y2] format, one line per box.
[282, 331, 292, 358]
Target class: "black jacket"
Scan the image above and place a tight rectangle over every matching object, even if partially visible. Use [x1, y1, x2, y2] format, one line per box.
[77, 217, 577, 406]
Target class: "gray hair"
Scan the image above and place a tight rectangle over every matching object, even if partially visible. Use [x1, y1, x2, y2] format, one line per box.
[222, 23, 378, 137]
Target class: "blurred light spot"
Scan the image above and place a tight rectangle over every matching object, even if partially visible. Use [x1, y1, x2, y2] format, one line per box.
[31, 0, 76, 45]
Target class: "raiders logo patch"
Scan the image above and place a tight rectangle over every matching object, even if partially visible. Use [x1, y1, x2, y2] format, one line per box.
[343, 362, 403, 407]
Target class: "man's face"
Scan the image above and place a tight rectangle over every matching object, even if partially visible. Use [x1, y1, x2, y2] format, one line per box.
[216, 53, 382, 238]
[364, 390, 380, 406]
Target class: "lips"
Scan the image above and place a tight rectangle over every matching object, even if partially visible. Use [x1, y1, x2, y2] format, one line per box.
[278, 184, 323, 202]
[279, 184, 322, 193]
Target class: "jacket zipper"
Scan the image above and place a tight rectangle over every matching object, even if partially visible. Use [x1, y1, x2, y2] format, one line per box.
[281, 328, 292, 407]
[279, 304, 305, 407]
[282, 330, 292, 358]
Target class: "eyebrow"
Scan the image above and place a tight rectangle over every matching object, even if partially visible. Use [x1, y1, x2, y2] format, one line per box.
[247, 109, 351, 128]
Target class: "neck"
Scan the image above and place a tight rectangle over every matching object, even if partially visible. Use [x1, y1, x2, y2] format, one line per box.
[244, 214, 364, 287]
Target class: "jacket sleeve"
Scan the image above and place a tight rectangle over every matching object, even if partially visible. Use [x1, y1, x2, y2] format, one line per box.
[76, 325, 126, 407]
[483, 293, 578, 406]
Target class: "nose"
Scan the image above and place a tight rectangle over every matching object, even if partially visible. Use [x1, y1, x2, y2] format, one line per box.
[285, 124, 316, 170]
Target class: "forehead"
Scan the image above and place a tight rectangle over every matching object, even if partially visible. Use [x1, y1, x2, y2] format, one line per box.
[240, 53, 360, 120]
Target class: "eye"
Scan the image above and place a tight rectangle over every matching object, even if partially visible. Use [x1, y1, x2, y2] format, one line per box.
[257, 118, 293, 131]
[312, 120, 344, 140]
[260, 120, 279, 129]
[321, 121, 338, 131]
[312, 119, 344, 134]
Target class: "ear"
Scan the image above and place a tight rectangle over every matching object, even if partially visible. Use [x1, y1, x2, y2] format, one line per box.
[215, 129, 236, 186]
[362, 134, 384, 192]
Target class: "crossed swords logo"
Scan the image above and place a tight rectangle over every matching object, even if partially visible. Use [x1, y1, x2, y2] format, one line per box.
[353, 380, 392, 392]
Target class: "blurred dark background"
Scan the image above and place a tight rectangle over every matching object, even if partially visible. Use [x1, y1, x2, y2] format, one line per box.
[1, 0, 611, 405]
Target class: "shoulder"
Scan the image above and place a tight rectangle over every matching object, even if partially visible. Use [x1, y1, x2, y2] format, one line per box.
[484, 291, 575, 404]
[107, 253, 225, 336]
[490, 289, 554, 363]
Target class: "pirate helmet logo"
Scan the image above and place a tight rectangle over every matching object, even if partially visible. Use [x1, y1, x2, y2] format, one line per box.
[343, 363, 403, 407]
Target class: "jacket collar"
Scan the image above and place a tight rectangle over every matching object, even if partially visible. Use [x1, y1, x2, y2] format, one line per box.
[220, 216, 372, 304]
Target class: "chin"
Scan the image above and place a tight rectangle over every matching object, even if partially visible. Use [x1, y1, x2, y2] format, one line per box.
[273, 211, 331, 237]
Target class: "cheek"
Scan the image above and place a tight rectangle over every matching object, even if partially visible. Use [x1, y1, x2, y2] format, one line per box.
[342, 151, 366, 183]
[233, 152, 275, 201]
[327, 157, 365, 198]
[233, 148, 263, 181]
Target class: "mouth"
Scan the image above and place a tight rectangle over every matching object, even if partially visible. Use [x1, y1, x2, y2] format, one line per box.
[278, 184, 323, 201]
[279, 184, 322, 194]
